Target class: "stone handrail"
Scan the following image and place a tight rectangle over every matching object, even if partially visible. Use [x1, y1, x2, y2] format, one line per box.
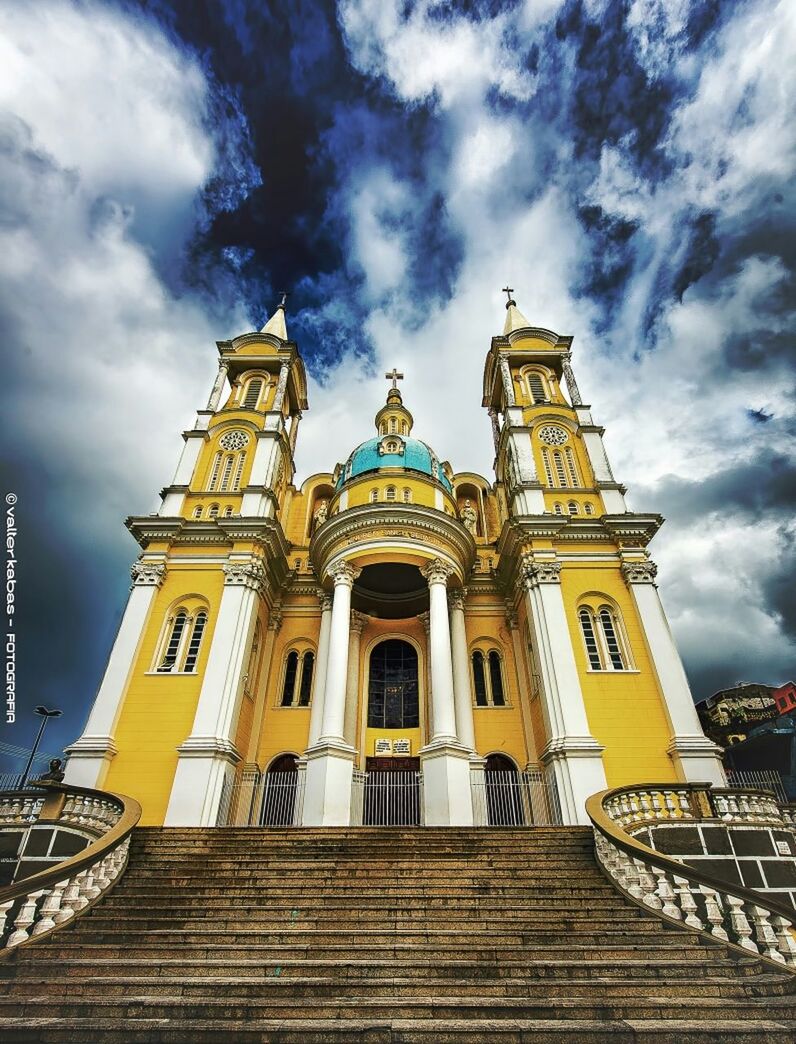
[586, 783, 796, 969]
[0, 782, 141, 951]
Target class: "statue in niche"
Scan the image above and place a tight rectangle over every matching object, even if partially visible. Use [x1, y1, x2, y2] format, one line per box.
[459, 499, 478, 535]
[312, 500, 328, 531]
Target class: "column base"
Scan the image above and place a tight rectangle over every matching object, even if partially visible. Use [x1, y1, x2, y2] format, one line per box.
[164, 737, 241, 827]
[63, 736, 118, 789]
[541, 736, 607, 826]
[420, 741, 474, 826]
[302, 739, 357, 826]
[668, 735, 727, 786]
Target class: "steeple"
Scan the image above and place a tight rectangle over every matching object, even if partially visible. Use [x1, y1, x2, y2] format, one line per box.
[375, 368, 414, 436]
[260, 291, 289, 340]
[502, 286, 531, 335]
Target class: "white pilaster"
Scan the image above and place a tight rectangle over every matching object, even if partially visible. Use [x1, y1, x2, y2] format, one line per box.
[303, 561, 360, 826]
[344, 611, 367, 748]
[244, 608, 282, 763]
[64, 561, 165, 787]
[419, 559, 474, 826]
[165, 558, 266, 826]
[307, 591, 333, 747]
[448, 589, 475, 751]
[240, 432, 281, 517]
[520, 557, 607, 825]
[621, 560, 726, 785]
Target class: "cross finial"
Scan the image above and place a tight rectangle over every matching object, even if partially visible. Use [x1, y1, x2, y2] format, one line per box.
[278, 289, 289, 308]
[502, 285, 515, 306]
[385, 367, 404, 391]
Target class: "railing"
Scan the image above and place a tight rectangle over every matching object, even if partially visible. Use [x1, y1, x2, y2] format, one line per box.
[218, 771, 305, 827]
[0, 782, 140, 952]
[587, 783, 796, 969]
[471, 769, 562, 827]
[351, 770, 422, 826]
[727, 769, 788, 804]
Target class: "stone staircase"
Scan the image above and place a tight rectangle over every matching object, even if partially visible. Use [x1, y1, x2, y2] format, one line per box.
[1, 827, 795, 1042]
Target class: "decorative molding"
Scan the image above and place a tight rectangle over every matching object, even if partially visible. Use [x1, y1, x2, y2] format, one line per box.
[316, 588, 334, 613]
[421, 558, 456, 585]
[272, 359, 290, 412]
[267, 609, 283, 633]
[130, 561, 166, 587]
[447, 588, 467, 613]
[418, 611, 431, 636]
[561, 353, 583, 407]
[223, 559, 268, 594]
[499, 353, 516, 407]
[621, 560, 658, 586]
[349, 609, 368, 635]
[327, 560, 361, 587]
[518, 555, 562, 589]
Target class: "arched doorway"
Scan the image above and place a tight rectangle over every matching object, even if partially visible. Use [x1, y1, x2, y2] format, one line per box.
[260, 754, 299, 826]
[365, 639, 420, 825]
[484, 753, 524, 826]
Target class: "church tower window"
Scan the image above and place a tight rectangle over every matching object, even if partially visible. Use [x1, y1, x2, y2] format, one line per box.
[192, 506, 202, 519]
[599, 608, 627, 670]
[472, 651, 488, 706]
[579, 604, 631, 671]
[389, 417, 397, 433]
[155, 603, 209, 674]
[242, 377, 264, 409]
[472, 648, 507, 706]
[157, 611, 188, 672]
[528, 373, 546, 403]
[565, 448, 580, 487]
[370, 488, 379, 503]
[208, 503, 219, 519]
[542, 450, 555, 487]
[488, 652, 506, 706]
[553, 451, 568, 487]
[386, 486, 396, 502]
[554, 503, 563, 515]
[298, 652, 314, 706]
[232, 454, 245, 491]
[183, 612, 208, 673]
[223, 506, 233, 518]
[208, 452, 223, 490]
[568, 501, 578, 515]
[280, 649, 316, 707]
[219, 455, 235, 491]
[280, 651, 299, 706]
[579, 609, 602, 669]
[403, 487, 411, 503]
[584, 503, 594, 515]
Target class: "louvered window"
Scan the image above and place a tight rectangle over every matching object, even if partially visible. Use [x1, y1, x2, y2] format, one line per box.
[243, 378, 263, 409]
[579, 609, 602, 670]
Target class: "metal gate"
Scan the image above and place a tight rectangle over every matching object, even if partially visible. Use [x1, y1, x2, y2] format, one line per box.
[351, 770, 422, 826]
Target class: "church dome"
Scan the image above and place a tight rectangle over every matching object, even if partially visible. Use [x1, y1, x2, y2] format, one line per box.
[336, 436, 453, 492]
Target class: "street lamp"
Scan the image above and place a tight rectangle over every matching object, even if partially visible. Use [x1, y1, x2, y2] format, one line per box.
[19, 705, 62, 788]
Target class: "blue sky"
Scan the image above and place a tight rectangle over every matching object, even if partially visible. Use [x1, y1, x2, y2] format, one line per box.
[0, 0, 793, 767]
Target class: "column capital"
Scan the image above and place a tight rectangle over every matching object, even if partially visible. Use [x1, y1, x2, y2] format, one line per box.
[418, 610, 431, 636]
[267, 609, 283, 633]
[316, 587, 334, 612]
[350, 609, 368, 635]
[518, 555, 562, 590]
[327, 560, 361, 588]
[621, 560, 658, 586]
[421, 558, 456, 586]
[223, 559, 268, 594]
[504, 603, 519, 629]
[447, 588, 467, 612]
[130, 561, 166, 588]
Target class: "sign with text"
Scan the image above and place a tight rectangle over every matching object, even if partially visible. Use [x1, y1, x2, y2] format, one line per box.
[374, 739, 392, 755]
[393, 738, 412, 756]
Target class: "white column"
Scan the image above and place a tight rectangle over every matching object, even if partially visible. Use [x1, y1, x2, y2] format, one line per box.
[165, 559, 266, 826]
[302, 561, 361, 826]
[240, 433, 280, 517]
[520, 557, 607, 825]
[448, 589, 475, 751]
[206, 360, 229, 412]
[622, 560, 726, 785]
[289, 411, 302, 455]
[64, 561, 165, 787]
[344, 611, 367, 748]
[307, 591, 333, 746]
[419, 559, 474, 826]
[272, 359, 290, 412]
[244, 607, 282, 763]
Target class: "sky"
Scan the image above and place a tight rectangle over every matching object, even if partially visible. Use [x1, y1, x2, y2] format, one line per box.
[0, 0, 793, 768]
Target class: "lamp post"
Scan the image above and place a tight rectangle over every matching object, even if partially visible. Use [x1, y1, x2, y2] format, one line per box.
[19, 705, 62, 788]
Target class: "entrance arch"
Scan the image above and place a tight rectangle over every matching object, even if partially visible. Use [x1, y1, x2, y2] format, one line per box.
[260, 753, 299, 826]
[484, 753, 524, 826]
[367, 639, 419, 729]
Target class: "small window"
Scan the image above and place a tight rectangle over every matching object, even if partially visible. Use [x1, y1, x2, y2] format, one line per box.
[380, 423, 386, 435]
[370, 488, 379, 503]
[156, 605, 208, 673]
[568, 501, 578, 516]
[579, 609, 602, 670]
[208, 451, 223, 491]
[402, 487, 411, 503]
[389, 418, 397, 433]
[223, 506, 233, 518]
[565, 447, 580, 487]
[281, 651, 299, 706]
[542, 449, 555, 487]
[243, 378, 263, 409]
[192, 506, 203, 519]
[554, 503, 563, 515]
[219, 455, 235, 492]
[599, 608, 626, 670]
[208, 503, 219, 519]
[298, 652, 314, 706]
[401, 421, 407, 434]
[488, 652, 506, 706]
[232, 454, 245, 491]
[386, 486, 396, 502]
[157, 611, 188, 672]
[584, 503, 594, 516]
[528, 373, 546, 403]
[183, 612, 207, 672]
[472, 651, 488, 706]
[553, 451, 567, 487]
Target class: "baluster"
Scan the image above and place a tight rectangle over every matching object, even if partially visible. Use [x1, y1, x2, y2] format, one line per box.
[652, 868, 681, 919]
[638, 792, 652, 820]
[650, 791, 663, 819]
[80, 868, 101, 902]
[7, 890, 45, 946]
[53, 878, 78, 924]
[619, 853, 644, 901]
[673, 876, 704, 930]
[663, 791, 678, 817]
[726, 895, 758, 951]
[634, 859, 662, 909]
[32, 882, 68, 936]
[0, 899, 14, 940]
[771, 915, 796, 967]
[675, 790, 691, 819]
[751, 905, 785, 963]
[700, 886, 729, 941]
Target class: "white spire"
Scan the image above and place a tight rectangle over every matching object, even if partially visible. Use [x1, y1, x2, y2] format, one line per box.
[501, 286, 531, 334]
[260, 292, 288, 339]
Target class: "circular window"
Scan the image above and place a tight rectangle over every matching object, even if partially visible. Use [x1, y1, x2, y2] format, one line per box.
[219, 430, 249, 451]
[537, 425, 568, 446]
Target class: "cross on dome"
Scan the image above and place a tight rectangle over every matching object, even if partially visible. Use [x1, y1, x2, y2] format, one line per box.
[385, 368, 404, 391]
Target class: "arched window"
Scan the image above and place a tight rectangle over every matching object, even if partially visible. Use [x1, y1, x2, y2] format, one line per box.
[192, 506, 203, 519]
[155, 604, 209, 673]
[541, 449, 555, 487]
[242, 378, 263, 409]
[565, 447, 580, 487]
[223, 506, 234, 518]
[554, 503, 563, 515]
[232, 454, 246, 491]
[367, 639, 419, 728]
[389, 417, 397, 433]
[579, 608, 602, 670]
[219, 455, 235, 491]
[208, 503, 219, 519]
[386, 486, 396, 502]
[379, 423, 386, 435]
[472, 651, 488, 706]
[527, 372, 546, 403]
[579, 604, 630, 671]
[402, 487, 411, 503]
[553, 451, 568, 487]
[401, 421, 407, 434]
[599, 607, 626, 670]
[208, 452, 223, 490]
[584, 503, 594, 516]
[370, 488, 379, 503]
[281, 651, 300, 706]
[568, 501, 578, 515]
[298, 652, 314, 705]
[488, 651, 506, 706]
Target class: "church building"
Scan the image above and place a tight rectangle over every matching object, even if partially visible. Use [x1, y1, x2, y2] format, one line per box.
[64, 293, 725, 827]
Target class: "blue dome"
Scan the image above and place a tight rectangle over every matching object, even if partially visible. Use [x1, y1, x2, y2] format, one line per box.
[337, 437, 453, 492]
